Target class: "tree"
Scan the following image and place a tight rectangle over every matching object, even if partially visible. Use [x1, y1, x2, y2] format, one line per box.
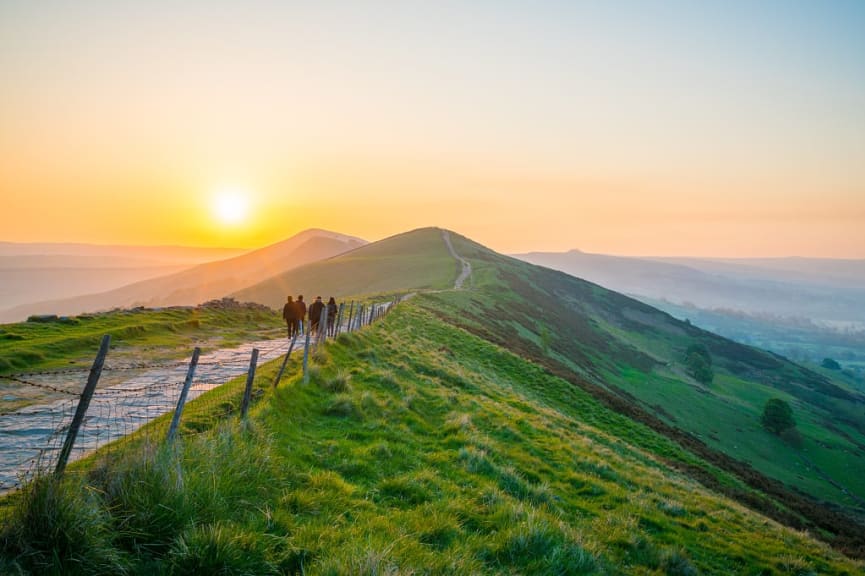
[821, 357, 841, 370]
[761, 398, 796, 435]
[685, 343, 713, 384]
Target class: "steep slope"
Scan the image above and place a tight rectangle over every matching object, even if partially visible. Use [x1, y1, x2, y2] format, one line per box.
[1, 229, 365, 321]
[431, 233, 865, 520]
[232, 227, 457, 308]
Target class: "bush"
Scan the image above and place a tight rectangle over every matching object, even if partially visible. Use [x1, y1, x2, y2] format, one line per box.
[761, 398, 796, 435]
[821, 358, 841, 370]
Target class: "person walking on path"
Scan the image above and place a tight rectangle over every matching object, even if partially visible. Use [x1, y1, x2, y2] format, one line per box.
[282, 295, 298, 338]
[326, 297, 338, 337]
[295, 295, 307, 336]
[309, 296, 325, 335]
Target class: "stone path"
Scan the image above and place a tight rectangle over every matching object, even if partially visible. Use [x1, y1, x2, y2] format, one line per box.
[442, 229, 472, 289]
[0, 337, 292, 491]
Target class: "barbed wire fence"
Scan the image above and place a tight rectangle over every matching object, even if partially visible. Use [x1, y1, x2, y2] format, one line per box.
[0, 296, 403, 494]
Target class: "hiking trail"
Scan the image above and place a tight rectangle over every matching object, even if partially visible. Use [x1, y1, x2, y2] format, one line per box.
[442, 230, 472, 289]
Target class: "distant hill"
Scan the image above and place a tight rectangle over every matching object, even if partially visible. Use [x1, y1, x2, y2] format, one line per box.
[0, 241, 244, 262]
[0, 243, 245, 317]
[0, 229, 365, 321]
[513, 249, 865, 325]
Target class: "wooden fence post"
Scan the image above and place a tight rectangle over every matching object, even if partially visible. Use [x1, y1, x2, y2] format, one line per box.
[166, 347, 201, 444]
[346, 301, 354, 333]
[319, 305, 329, 347]
[335, 302, 344, 337]
[302, 321, 312, 383]
[273, 334, 298, 388]
[240, 348, 259, 419]
[54, 334, 110, 477]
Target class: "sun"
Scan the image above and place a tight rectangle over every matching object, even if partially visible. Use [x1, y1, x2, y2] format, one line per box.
[212, 187, 250, 225]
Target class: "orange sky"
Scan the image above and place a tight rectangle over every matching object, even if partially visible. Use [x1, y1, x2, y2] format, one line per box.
[1, 1, 863, 257]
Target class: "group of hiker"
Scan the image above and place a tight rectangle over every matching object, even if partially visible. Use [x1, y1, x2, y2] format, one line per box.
[282, 295, 339, 339]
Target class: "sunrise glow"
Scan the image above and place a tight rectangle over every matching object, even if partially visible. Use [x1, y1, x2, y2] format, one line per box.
[0, 2, 863, 256]
[212, 188, 250, 226]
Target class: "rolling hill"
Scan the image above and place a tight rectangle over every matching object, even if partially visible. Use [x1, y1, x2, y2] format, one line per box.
[0, 229, 365, 322]
[0, 243, 244, 318]
[232, 227, 458, 307]
[236, 228, 865, 523]
[2, 227, 864, 573]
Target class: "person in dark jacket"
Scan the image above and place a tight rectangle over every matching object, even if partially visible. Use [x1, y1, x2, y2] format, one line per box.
[309, 296, 324, 335]
[326, 297, 338, 337]
[282, 295, 297, 338]
[295, 295, 307, 335]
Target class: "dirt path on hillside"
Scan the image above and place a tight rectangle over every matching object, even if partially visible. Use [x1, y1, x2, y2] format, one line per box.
[442, 230, 472, 289]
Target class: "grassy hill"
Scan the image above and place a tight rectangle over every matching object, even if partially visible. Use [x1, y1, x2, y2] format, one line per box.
[2, 227, 864, 573]
[2, 303, 862, 574]
[232, 228, 458, 308]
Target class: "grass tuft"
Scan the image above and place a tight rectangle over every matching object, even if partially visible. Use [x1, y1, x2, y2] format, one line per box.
[320, 370, 352, 393]
[0, 475, 128, 575]
[325, 394, 362, 418]
[660, 547, 699, 576]
[168, 522, 279, 575]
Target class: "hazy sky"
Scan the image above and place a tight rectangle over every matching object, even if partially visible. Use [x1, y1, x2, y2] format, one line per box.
[1, 1, 863, 256]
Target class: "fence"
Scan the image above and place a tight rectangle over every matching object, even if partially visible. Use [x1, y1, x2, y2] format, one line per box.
[0, 296, 402, 493]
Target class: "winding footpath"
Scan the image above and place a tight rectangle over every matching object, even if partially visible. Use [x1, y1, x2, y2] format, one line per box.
[442, 229, 472, 289]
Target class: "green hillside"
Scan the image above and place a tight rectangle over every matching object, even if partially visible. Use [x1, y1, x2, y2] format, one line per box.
[2, 304, 862, 574]
[2, 227, 864, 573]
[232, 228, 458, 308]
[424, 233, 865, 517]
